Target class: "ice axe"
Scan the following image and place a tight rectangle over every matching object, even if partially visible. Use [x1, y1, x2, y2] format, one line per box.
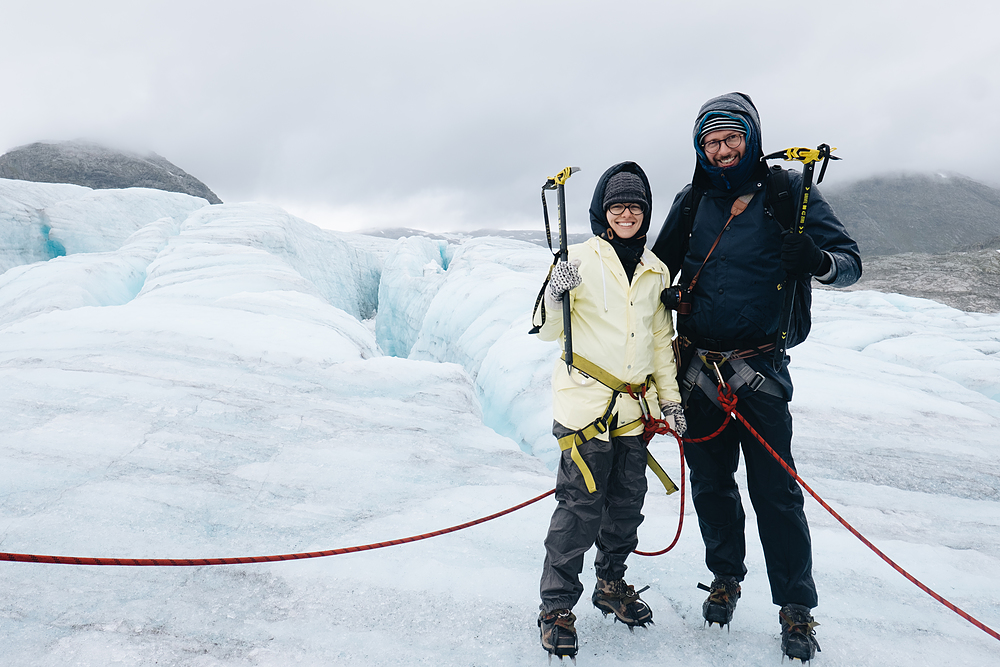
[541, 166, 580, 372]
[761, 144, 840, 371]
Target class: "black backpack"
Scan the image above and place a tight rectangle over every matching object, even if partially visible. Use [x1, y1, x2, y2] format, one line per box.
[664, 165, 814, 349]
[676, 165, 797, 254]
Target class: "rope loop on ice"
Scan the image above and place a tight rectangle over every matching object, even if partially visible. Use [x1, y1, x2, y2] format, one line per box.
[677, 381, 1000, 643]
[0, 489, 556, 567]
[2, 376, 998, 644]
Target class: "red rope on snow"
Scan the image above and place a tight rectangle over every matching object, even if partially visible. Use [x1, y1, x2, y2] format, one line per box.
[3, 380, 997, 644]
[0, 488, 556, 567]
[634, 420, 686, 556]
[632, 385, 742, 556]
[708, 382, 1000, 643]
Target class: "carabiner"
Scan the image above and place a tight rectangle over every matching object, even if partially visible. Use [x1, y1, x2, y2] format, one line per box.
[712, 361, 725, 386]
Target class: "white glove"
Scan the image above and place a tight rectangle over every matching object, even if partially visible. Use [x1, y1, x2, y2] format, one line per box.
[659, 401, 687, 436]
[545, 259, 582, 309]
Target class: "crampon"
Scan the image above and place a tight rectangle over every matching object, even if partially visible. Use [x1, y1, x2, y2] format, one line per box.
[698, 576, 741, 629]
[592, 577, 653, 631]
[539, 608, 578, 662]
[780, 604, 821, 663]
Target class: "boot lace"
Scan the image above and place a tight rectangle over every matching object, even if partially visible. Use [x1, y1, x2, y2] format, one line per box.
[603, 578, 649, 603]
[780, 607, 820, 642]
[708, 578, 738, 605]
[545, 609, 576, 631]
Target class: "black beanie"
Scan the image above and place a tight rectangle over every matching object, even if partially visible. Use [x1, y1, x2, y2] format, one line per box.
[698, 113, 747, 145]
[602, 172, 648, 212]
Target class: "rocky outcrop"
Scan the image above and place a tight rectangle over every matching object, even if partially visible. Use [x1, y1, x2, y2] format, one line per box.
[0, 141, 222, 204]
[836, 247, 1000, 313]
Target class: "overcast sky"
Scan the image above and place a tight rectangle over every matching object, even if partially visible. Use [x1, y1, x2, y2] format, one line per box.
[2, 0, 998, 233]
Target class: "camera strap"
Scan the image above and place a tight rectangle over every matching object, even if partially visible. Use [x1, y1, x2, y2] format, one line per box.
[682, 192, 754, 293]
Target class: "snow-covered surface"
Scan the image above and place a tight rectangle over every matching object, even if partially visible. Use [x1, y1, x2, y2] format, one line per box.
[1, 178, 998, 665]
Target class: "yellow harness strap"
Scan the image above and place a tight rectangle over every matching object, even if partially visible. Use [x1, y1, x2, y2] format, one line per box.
[645, 451, 679, 494]
[565, 354, 640, 394]
[556, 354, 677, 495]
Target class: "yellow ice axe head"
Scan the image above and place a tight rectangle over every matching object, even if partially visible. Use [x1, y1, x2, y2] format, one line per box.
[545, 166, 580, 189]
[768, 146, 839, 165]
[784, 147, 837, 164]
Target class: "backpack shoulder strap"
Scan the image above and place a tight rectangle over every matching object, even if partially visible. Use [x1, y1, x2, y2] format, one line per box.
[653, 184, 700, 282]
[764, 165, 796, 231]
[680, 186, 702, 250]
[666, 185, 701, 273]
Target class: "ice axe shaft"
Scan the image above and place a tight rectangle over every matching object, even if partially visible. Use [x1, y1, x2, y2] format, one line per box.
[762, 145, 839, 371]
[542, 167, 579, 371]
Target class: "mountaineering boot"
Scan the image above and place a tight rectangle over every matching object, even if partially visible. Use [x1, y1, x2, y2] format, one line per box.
[592, 577, 653, 629]
[538, 609, 578, 660]
[779, 603, 821, 662]
[698, 575, 741, 627]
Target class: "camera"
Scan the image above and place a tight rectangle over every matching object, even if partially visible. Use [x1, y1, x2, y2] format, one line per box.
[661, 286, 693, 314]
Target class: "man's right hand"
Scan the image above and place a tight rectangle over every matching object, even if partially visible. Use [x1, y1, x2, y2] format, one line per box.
[781, 231, 828, 275]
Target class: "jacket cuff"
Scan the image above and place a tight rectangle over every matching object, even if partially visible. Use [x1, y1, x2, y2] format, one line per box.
[814, 251, 837, 283]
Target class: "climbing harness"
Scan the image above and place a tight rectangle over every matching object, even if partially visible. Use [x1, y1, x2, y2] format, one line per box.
[675, 335, 783, 409]
[529, 166, 579, 373]
[761, 144, 840, 371]
[555, 352, 678, 496]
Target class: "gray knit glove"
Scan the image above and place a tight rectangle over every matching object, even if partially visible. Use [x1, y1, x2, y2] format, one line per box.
[659, 401, 687, 436]
[545, 259, 582, 309]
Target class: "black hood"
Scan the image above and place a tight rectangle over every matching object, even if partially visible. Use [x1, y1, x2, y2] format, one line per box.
[588, 161, 653, 240]
[692, 92, 764, 191]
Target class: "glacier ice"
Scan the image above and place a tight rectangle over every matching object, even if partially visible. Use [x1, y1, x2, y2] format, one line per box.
[1, 177, 999, 665]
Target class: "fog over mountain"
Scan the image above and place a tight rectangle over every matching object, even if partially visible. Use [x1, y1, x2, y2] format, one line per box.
[0, 141, 222, 205]
[822, 172, 1000, 256]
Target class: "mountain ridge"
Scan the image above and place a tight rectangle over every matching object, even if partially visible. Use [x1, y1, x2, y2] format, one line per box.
[0, 140, 222, 204]
[822, 171, 1000, 256]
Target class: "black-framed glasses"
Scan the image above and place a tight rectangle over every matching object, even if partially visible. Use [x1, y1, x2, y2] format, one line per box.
[608, 203, 644, 216]
[702, 132, 744, 154]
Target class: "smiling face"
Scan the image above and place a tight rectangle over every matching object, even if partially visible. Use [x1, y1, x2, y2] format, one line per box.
[606, 204, 643, 239]
[702, 129, 746, 169]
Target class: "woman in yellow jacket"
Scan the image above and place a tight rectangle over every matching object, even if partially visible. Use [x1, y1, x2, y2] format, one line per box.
[533, 161, 685, 659]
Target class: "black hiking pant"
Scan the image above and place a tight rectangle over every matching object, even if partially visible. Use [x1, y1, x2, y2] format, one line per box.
[684, 387, 818, 608]
[539, 421, 648, 613]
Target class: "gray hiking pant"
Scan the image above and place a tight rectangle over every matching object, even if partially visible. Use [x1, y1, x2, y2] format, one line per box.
[539, 421, 648, 613]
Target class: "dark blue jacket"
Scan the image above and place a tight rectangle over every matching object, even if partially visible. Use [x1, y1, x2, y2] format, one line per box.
[652, 93, 862, 398]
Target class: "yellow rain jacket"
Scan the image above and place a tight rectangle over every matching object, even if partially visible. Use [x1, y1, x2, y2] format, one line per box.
[533, 236, 681, 439]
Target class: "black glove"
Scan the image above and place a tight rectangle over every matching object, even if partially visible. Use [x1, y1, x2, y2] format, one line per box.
[780, 231, 828, 275]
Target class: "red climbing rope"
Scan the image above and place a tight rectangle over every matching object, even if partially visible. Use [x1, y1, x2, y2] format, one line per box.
[0, 488, 555, 567]
[632, 398, 744, 557]
[634, 419, 686, 556]
[705, 382, 1000, 643]
[3, 383, 997, 644]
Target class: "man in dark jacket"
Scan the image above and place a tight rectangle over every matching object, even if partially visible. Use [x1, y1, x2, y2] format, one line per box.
[651, 92, 861, 662]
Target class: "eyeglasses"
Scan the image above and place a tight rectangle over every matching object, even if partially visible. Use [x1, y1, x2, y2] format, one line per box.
[702, 133, 744, 154]
[608, 203, 644, 216]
